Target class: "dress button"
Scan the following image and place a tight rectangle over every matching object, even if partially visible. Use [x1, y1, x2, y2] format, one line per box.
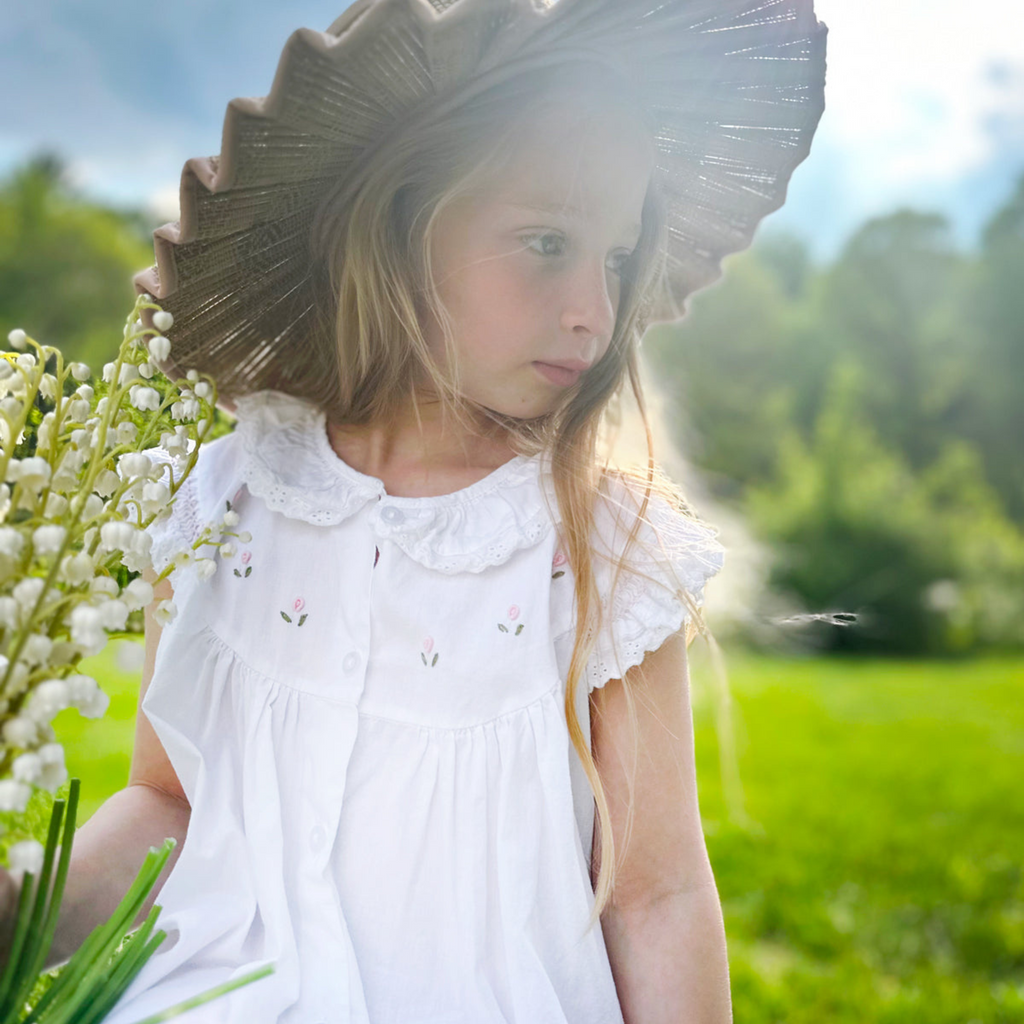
[342, 651, 361, 674]
[309, 825, 326, 852]
[380, 505, 405, 524]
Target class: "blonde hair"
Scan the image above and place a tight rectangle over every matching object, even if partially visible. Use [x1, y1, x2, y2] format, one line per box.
[306, 59, 713, 926]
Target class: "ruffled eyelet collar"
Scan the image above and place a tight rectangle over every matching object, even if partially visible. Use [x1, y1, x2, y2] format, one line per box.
[235, 389, 557, 574]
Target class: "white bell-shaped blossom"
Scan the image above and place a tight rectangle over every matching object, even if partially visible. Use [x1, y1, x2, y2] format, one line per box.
[89, 576, 119, 599]
[59, 550, 95, 586]
[13, 576, 45, 611]
[94, 468, 121, 498]
[44, 491, 68, 518]
[66, 398, 91, 422]
[0, 396, 23, 419]
[98, 598, 129, 631]
[66, 674, 109, 719]
[0, 780, 32, 813]
[152, 310, 174, 331]
[160, 425, 189, 458]
[70, 605, 106, 655]
[154, 598, 178, 627]
[118, 452, 152, 480]
[116, 420, 138, 445]
[100, 520, 136, 553]
[38, 373, 59, 400]
[122, 578, 154, 612]
[118, 362, 140, 386]
[8, 839, 45, 877]
[8, 456, 51, 492]
[32, 524, 66, 556]
[129, 385, 161, 412]
[24, 679, 70, 724]
[2, 715, 38, 748]
[12, 751, 43, 785]
[37, 411, 56, 449]
[141, 480, 170, 519]
[70, 362, 91, 382]
[7, 328, 27, 349]
[21, 632, 53, 667]
[121, 529, 153, 573]
[0, 526, 24, 558]
[36, 743, 67, 792]
[0, 596, 19, 629]
[149, 334, 171, 361]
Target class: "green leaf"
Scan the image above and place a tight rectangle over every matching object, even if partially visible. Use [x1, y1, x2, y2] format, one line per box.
[431, 653, 438, 667]
[280, 612, 291, 623]
[244, 566, 252, 577]
[515, 624, 524, 635]
[497, 624, 508, 632]
[298, 614, 307, 627]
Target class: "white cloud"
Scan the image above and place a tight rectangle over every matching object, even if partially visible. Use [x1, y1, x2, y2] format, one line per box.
[814, 0, 1024, 200]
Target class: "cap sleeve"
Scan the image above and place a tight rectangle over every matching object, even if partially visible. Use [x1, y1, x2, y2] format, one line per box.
[141, 447, 202, 577]
[584, 476, 725, 693]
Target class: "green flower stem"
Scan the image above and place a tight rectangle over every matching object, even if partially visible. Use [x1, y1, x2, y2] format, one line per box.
[125, 965, 276, 1024]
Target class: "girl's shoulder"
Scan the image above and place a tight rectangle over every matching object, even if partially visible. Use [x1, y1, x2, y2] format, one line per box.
[590, 466, 725, 583]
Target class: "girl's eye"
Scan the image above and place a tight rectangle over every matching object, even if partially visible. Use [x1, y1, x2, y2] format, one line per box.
[606, 250, 636, 277]
[521, 233, 636, 276]
[522, 232, 566, 258]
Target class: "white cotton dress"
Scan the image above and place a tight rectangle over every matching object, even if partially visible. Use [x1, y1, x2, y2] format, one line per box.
[102, 388, 725, 1024]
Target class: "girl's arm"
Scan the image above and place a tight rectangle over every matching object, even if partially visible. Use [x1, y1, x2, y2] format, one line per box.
[589, 628, 732, 1024]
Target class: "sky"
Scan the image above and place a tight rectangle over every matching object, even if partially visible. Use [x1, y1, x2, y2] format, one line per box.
[1, 0, 1022, 260]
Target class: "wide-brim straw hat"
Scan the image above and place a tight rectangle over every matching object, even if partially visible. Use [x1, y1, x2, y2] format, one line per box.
[134, 0, 827, 412]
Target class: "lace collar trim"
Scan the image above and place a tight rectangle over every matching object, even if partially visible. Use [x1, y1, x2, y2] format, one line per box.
[235, 389, 557, 574]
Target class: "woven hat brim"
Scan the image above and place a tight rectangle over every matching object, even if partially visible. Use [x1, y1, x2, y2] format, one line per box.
[134, 0, 827, 406]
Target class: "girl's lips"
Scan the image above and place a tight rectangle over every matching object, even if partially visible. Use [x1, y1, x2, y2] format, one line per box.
[533, 362, 582, 387]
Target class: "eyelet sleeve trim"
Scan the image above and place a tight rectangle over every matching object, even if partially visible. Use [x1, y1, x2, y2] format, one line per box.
[566, 477, 726, 693]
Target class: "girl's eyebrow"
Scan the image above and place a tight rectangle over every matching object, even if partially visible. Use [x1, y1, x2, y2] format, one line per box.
[507, 201, 641, 238]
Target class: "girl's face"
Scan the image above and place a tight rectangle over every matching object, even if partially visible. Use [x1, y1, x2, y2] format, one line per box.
[424, 101, 655, 420]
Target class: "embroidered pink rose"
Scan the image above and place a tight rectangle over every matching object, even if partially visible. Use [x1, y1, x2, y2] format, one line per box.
[281, 596, 308, 627]
[421, 636, 438, 668]
[234, 548, 254, 579]
[241, 550, 252, 565]
[498, 605, 525, 636]
[552, 550, 567, 579]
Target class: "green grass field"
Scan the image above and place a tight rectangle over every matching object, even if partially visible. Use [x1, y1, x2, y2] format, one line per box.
[689, 649, 1024, 1023]
[5, 644, 1023, 1022]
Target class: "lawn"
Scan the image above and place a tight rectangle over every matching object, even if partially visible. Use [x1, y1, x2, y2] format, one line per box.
[688, 648, 1024, 1023]
[4, 643, 1023, 1022]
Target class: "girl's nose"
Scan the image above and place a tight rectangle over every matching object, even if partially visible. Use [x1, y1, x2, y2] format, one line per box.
[559, 260, 617, 350]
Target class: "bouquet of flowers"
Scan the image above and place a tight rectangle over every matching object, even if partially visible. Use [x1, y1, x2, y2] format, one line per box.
[0, 298, 272, 1020]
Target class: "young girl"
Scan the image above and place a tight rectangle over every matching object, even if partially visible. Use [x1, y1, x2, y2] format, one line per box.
[11, 1, 826, 1020]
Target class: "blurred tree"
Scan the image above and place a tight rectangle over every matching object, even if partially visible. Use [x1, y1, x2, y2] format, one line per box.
[645, 236, 803, 503]
[0, 151, 154, 368]
[815, 210, 972, 471]
[966, 173, 1024, 521]
[744, 361, 1024, 654]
